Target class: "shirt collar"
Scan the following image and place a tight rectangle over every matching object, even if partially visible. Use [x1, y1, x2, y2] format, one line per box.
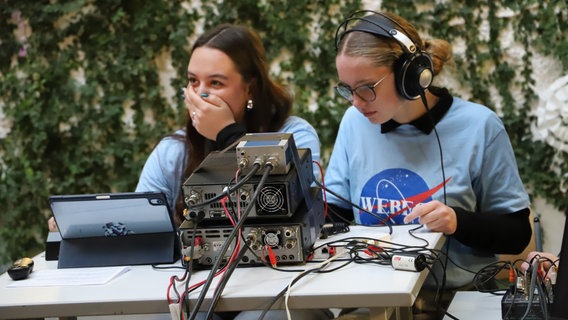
[381, 87, 453, 134]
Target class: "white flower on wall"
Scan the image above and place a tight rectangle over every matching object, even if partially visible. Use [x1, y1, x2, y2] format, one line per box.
[531, 74, 568, 153]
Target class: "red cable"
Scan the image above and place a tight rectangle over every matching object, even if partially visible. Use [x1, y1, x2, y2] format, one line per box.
[313, 160, 328, 218]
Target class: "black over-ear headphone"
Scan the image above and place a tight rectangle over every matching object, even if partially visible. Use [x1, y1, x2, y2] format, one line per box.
[335, 11, 433, 100]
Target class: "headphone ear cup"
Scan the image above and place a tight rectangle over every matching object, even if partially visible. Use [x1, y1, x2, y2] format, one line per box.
[394, 52, 433, 100]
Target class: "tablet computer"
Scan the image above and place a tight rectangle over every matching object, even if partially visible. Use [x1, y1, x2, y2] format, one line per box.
[48, 191, 179, 268]
[49, 191, 175, 239]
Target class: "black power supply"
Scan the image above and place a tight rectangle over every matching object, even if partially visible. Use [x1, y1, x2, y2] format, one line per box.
[501, 289, 548, 320]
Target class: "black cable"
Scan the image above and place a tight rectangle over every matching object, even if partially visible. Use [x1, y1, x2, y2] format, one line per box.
[502, 282, 518, 319]
[256, 267, 316, 320]
[444, 309, 460, 320]
[325, 204, 356, 224]
[407, 225, 431, 247]
[419, 92, 447, 204]
[188, 164, 273, 320]
[472, 260, 511, 294]
[428, 247, 480, 276]
[204, 243, 250, 318]
[183, 221, 199, 319]
[522, 258, 540, 319]
[423, 263, 442, 314]
[537, 277, 549, 319]
[314, 179, 393, 234]
[257, 232, 443, 318]
[311, 234, 440, 272]
[419, 90, 452, 313]
[185, 162, 261, 210]
[258, 255, 355, 320]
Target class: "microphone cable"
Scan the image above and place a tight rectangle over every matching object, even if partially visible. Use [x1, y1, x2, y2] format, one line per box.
[204, 242, 249, 319]
[182, 221, 199, 319]
[314, 179, 393, 235]
[187, 163, 274, 320]
[204, 187, 248, 319]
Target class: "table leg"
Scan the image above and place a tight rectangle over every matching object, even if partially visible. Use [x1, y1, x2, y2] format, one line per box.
[396, 307, 412, 319]
[368, 307, 395, 320]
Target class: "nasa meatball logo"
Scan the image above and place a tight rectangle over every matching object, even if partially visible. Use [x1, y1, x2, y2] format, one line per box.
[359, 168, 448, 225]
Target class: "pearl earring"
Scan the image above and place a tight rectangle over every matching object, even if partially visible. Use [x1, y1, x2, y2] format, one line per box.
[246, 99, 254, 110]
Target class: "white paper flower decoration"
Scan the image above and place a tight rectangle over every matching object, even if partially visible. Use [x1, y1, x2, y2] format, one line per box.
[531, 74, 568, 153]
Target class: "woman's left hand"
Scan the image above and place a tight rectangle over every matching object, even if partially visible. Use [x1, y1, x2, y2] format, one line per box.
[403, 200, 457, 235]
[48, 216, 58, 232]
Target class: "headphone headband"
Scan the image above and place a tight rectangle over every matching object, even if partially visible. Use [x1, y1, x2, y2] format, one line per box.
[336, 15, 417, 54]
[334, 10, 433, 100]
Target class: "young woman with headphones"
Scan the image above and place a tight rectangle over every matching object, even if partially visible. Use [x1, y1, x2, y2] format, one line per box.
[326, 10, 532, 318]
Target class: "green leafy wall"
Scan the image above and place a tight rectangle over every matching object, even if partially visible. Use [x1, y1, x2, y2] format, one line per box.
[0, 0, 566, 266]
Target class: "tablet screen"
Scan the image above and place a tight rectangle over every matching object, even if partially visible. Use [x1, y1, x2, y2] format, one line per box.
[49, 192, 174, 239]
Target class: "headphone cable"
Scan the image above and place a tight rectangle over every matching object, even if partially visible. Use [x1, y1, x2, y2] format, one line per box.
[420, 90, 450, 314]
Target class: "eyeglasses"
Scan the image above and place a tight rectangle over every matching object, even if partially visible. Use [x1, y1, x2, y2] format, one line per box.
[335, 72, 391, 103]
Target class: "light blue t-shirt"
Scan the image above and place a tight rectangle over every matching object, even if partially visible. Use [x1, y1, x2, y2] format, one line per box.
[324, 98, 530, 288]
[136, 116, 321, 213]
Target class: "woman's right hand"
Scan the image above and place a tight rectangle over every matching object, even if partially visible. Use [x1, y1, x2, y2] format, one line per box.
[183, 88, 236, 141]
[521, 251, 559, 272]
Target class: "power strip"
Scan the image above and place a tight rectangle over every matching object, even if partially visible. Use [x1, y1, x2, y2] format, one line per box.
[310, 233, 393, 262]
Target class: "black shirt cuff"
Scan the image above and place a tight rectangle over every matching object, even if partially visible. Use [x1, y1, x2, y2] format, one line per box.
[452, 206, 531, 254]
[216, 123, 246, 150]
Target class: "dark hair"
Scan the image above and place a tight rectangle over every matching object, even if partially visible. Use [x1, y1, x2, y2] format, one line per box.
[175, 24, 292, 222]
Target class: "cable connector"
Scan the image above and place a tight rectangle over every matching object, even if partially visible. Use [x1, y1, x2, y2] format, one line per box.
[548, 267, 557, 285]
[509, 266, 516, 284]
[267, 246, 277, 268]
[238, 157, 249, 168]
[253, 157, 265, 167]
[186, 210, 205, 222]
[264, 156, 279, 169]
[169, 303, 181, 320]
[545, 277, 554, 304]
[516, 275, 526, 293]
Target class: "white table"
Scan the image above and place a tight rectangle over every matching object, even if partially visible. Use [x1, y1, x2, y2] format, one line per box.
[444, 291, 502, 319]
[0, 225, 444, 320]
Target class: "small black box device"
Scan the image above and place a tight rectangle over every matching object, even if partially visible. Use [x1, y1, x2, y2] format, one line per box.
[501, 289, 547, 319]
[45, 232, 61, 261]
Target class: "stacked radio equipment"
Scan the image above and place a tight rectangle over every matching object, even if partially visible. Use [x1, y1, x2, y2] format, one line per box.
[180, 133, 325, 269]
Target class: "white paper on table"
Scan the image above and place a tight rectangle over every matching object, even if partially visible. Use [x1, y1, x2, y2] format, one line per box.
[5, 266, 130, 287]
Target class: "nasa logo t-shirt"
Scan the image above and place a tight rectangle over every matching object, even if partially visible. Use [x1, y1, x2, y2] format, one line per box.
[358, 168, 449, 225]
